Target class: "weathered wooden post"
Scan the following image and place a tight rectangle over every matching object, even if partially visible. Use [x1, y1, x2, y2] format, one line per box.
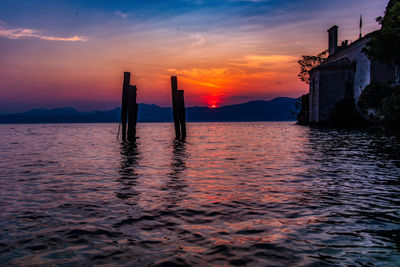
[120, 72, 138, 142]
[127, 85, 138, 141]
[171, 76, 181, 139]
[178, 90, 186, 139]
[121, 72, 130, 142]
[171, 76, 186, 140]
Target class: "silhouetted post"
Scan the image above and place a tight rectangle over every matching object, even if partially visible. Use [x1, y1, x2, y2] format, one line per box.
[120, 72, 139, 142]
[127, 85, 138, 141]
[171, 76, 181, 139]
[177, 90, 186, 139]
[121, 72, 130, 142]
[134, 103, 138, 132]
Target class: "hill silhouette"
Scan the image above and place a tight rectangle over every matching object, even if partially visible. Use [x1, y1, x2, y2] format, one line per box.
[0, 97, 296, 123]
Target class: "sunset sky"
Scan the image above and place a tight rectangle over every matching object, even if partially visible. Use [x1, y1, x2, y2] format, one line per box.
[0, 0, 387, 112]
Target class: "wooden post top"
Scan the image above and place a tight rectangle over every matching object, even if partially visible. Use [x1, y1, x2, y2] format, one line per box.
[171, 76, 178, 92]
[124, 72, 131, 86]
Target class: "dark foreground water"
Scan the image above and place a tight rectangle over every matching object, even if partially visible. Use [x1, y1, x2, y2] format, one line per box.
[0, 122, 399, 266]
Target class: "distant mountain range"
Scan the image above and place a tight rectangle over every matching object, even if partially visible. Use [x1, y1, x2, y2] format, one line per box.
[0, 97, 297, 123]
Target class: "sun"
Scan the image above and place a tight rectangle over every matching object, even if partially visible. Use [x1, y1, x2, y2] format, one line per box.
[205, 94, 221, 108]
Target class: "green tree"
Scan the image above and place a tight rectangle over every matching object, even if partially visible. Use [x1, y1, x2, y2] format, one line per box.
[295, 94, 309, 125]
[381, 89, 400, 129]
[363, 0, 400, 65]
[297, 50, 328, 84]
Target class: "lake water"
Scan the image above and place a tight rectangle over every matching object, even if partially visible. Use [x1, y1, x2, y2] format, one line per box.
[0, 122, 399, 266]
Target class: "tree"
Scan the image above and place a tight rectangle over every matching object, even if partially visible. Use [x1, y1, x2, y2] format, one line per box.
[297, 50, 328, 84]
[295, 94, 309, 125]
[363, 0, 400, 65]
[381, 88, 400, 130]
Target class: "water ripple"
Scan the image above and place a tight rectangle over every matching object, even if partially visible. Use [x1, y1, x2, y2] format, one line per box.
[0, 122, 399, 265]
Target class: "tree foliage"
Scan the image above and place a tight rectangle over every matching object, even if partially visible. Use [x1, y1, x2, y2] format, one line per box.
[358, 83, 400, 129]
[381, 89, 400, 129]
[296, 94, 309, 125]
[297, 50, 328, 84]
[363, 0, 400, 65]
[330, 98, 366, 127]
[358, 83, 393, 110]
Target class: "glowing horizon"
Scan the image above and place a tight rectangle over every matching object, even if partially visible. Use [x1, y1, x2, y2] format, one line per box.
[0, 0, 387, 112]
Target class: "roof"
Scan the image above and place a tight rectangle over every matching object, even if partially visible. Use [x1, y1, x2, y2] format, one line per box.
[310, 58, 352, 73]
[309, 29, 380, 73]
[328, 30, 379, 60]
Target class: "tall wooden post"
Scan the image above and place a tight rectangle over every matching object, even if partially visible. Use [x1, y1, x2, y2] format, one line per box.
[127, 85, 138, 141]
[178, 90, 186, 139]
[171, 76, 181, 139]
[120, 72, 138, 142]
[171, 76, 186, 140]
[121, 72, 130, 142]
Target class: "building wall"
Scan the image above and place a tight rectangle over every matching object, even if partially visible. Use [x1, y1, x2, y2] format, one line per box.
[328, 38, 370, 102]
[309, 60, 354, 124]
[318, 67, 353, 123]
[309, 71, 319, 123]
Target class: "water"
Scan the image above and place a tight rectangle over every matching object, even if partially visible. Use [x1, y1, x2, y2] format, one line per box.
[0, 122, 399, 266]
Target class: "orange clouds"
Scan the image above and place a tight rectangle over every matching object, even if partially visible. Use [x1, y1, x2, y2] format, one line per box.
[164, 53, 301, 106]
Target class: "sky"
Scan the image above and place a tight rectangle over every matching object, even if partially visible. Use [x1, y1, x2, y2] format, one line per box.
[0, 0, 388, 112]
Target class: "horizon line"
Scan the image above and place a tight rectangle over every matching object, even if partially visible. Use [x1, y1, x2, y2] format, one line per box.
[0, 96, 298, 114]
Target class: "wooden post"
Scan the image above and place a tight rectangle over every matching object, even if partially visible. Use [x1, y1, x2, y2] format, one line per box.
[121, 72, 130, 142]
[171, 76, 187, 140]
[178, 90, 186, 139]
[127, 85, 137, 141]
[120, 72, 138, 142]
[171, 76, 181, 139]
[134, 103, 138, 135]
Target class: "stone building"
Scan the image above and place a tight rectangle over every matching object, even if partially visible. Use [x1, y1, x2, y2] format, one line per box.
[308, 26, 398, 124]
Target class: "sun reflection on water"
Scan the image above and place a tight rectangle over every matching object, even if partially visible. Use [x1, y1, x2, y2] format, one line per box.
[0, 123, 399, 266]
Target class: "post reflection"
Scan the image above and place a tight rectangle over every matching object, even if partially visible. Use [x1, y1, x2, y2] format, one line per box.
[116, 141, 140, 203]
[162, 139, 188, 204]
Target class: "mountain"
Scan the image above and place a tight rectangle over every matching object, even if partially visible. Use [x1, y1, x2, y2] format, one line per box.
[0, 97, 296, 123]
[20, 107, 82, 116]
[187, 97, 296, 122]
